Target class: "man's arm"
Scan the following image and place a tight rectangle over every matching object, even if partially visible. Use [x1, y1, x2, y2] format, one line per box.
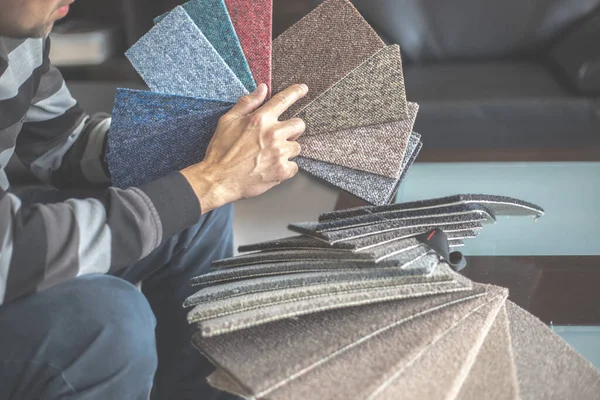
[14, 38, 110, 188]
[0, 83, 307, 306]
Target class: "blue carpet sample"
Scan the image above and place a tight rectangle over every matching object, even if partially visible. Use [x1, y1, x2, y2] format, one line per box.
[295, 133, 422, 205]
[106, 88, 234, 188]
[155, 0, 256, 92]
[126, 6, 248, 102]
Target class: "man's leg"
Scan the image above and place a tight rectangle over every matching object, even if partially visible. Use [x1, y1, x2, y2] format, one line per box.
[117, 204, 236, 400]
[0, 275, 157, 399]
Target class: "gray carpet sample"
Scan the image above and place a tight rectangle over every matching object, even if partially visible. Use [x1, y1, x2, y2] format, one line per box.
[456, 305, 520, 400]
[191, 262, 473, 336]
[321, 194, 545, 222]
[296, 133, 422, 206]
[289, 213, 489, 244]
[295, 45, 408, 136]
[363, 293, 506, 400]
[196, 285, 490, 396]
[303, 203, 495, 233]
[238, 236, 343, 253]
[212, 249, 376, 269]
[506, 301, 600, 400]
[185, 261, 439, 308]
[298, 103, 418, 179]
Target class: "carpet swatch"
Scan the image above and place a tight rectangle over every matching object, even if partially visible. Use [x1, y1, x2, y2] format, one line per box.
[185, 264, 442, 308]
[456, 305, 520, 400]
[106, 88, 232, 188]
[296, 131, 422, 206]
[189, 261, 472, 336]
[307, 203, 495, 234]
[211, 249, 376, 269]
[238, 236, 336, 253]
[363, 293, 506, 400]
[154, 0, 256, 92]
[224, 0, 272, 94]
[298, 103, 418, 178]
[321, 194, 545, 222]
[272, 0, 385, 119]
[506, 301, 600, 400]
[295, 45, 408, 135]
[126, 6, 248, 102]
[193, 284, 490, 397]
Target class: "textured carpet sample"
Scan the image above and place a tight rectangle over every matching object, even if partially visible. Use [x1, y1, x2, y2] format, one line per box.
[321, 194, 545, 222]
[106, 88, 232, 188]
[289, 213, 488, 244]
[190, 262, 472, 337]
[364, 293, 506, 400]
[306, 203, 495, 234]
[194, 284, 491, 398]
[188, 254, 448, 322]
[224, 0, 272, 94]
[456, 305, 520, 400]
[506, 301, 600, 400]
[154, 0, 256, 92]
[126, 6, 248, 102]
[272, 0, 385, 119]
[185, 264, 441, 308]
[298, 102, 418, 178]
[238, 236, 336, 253]
[296, 132, 421, 206]
[295, 45, 408, 135]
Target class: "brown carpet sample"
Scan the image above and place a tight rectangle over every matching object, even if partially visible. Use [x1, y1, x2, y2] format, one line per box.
[207, 369, 251, 398]
[298, 102, 418, 178]
[295, 45, 408, 135]
[195, 285, 490, 397]
[456, 305, 520, 400]
[272, 0, 385, 119]
[366, 293, 506, 400]
[506, 301, 600, 400]
[261, 286, 506, 400]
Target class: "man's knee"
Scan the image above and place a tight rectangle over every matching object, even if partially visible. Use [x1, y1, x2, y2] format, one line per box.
[0, 275, 158, 397]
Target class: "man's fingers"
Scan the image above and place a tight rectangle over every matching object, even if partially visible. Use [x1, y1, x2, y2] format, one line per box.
[274, 118, 306, 140]
[226, 83, 268, 119]
[258, 84, 308, 118]
[284, 141, 302, 159]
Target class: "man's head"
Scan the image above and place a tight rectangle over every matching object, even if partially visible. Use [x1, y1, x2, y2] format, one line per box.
[0, 0, 73, 38]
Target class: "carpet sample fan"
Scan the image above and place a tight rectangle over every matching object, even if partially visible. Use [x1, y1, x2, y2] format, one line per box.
[106, 0, 422, 205]
[185, 195, 600, 399]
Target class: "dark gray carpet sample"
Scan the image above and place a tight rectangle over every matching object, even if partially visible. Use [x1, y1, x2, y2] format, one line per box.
[289, 214, 489, 244]
[506, 301, 600, 400]
[185, 262, 440, 308]
[295, 133, 422, 206]
[192, 283, 495, 396]
[238, 236, 334, 253]
[340, 223, 483, 252]
[187, 258, 462, 329]
[320, 194, 545, 222]
[303, 203, 495, 233]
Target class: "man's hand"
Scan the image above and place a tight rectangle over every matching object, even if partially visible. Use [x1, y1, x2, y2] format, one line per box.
[181, 83, 308, 213]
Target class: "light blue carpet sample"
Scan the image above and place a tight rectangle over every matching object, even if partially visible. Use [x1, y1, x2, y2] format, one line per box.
[106, 88, 234, 188]
[126, 6, 248, 102]
[155, 0, 256, 92]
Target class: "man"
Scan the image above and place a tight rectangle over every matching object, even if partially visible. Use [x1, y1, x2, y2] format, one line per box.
[0, 0, 307, 398]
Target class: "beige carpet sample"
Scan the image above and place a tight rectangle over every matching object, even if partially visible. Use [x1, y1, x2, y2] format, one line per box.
[295, 45, 408, 135]
[298, 102, 418, 178]
[506, 301, 600, 400]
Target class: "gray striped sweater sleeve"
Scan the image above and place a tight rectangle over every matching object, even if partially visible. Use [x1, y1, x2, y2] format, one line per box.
[0, 172, 201, 306]
[0, 37, 202, 305]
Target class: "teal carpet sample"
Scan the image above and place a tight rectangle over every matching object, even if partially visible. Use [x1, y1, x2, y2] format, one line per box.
[126, 6, 248, 102]
[106, 88, 233, 188]
[155, 0, 256, 92]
